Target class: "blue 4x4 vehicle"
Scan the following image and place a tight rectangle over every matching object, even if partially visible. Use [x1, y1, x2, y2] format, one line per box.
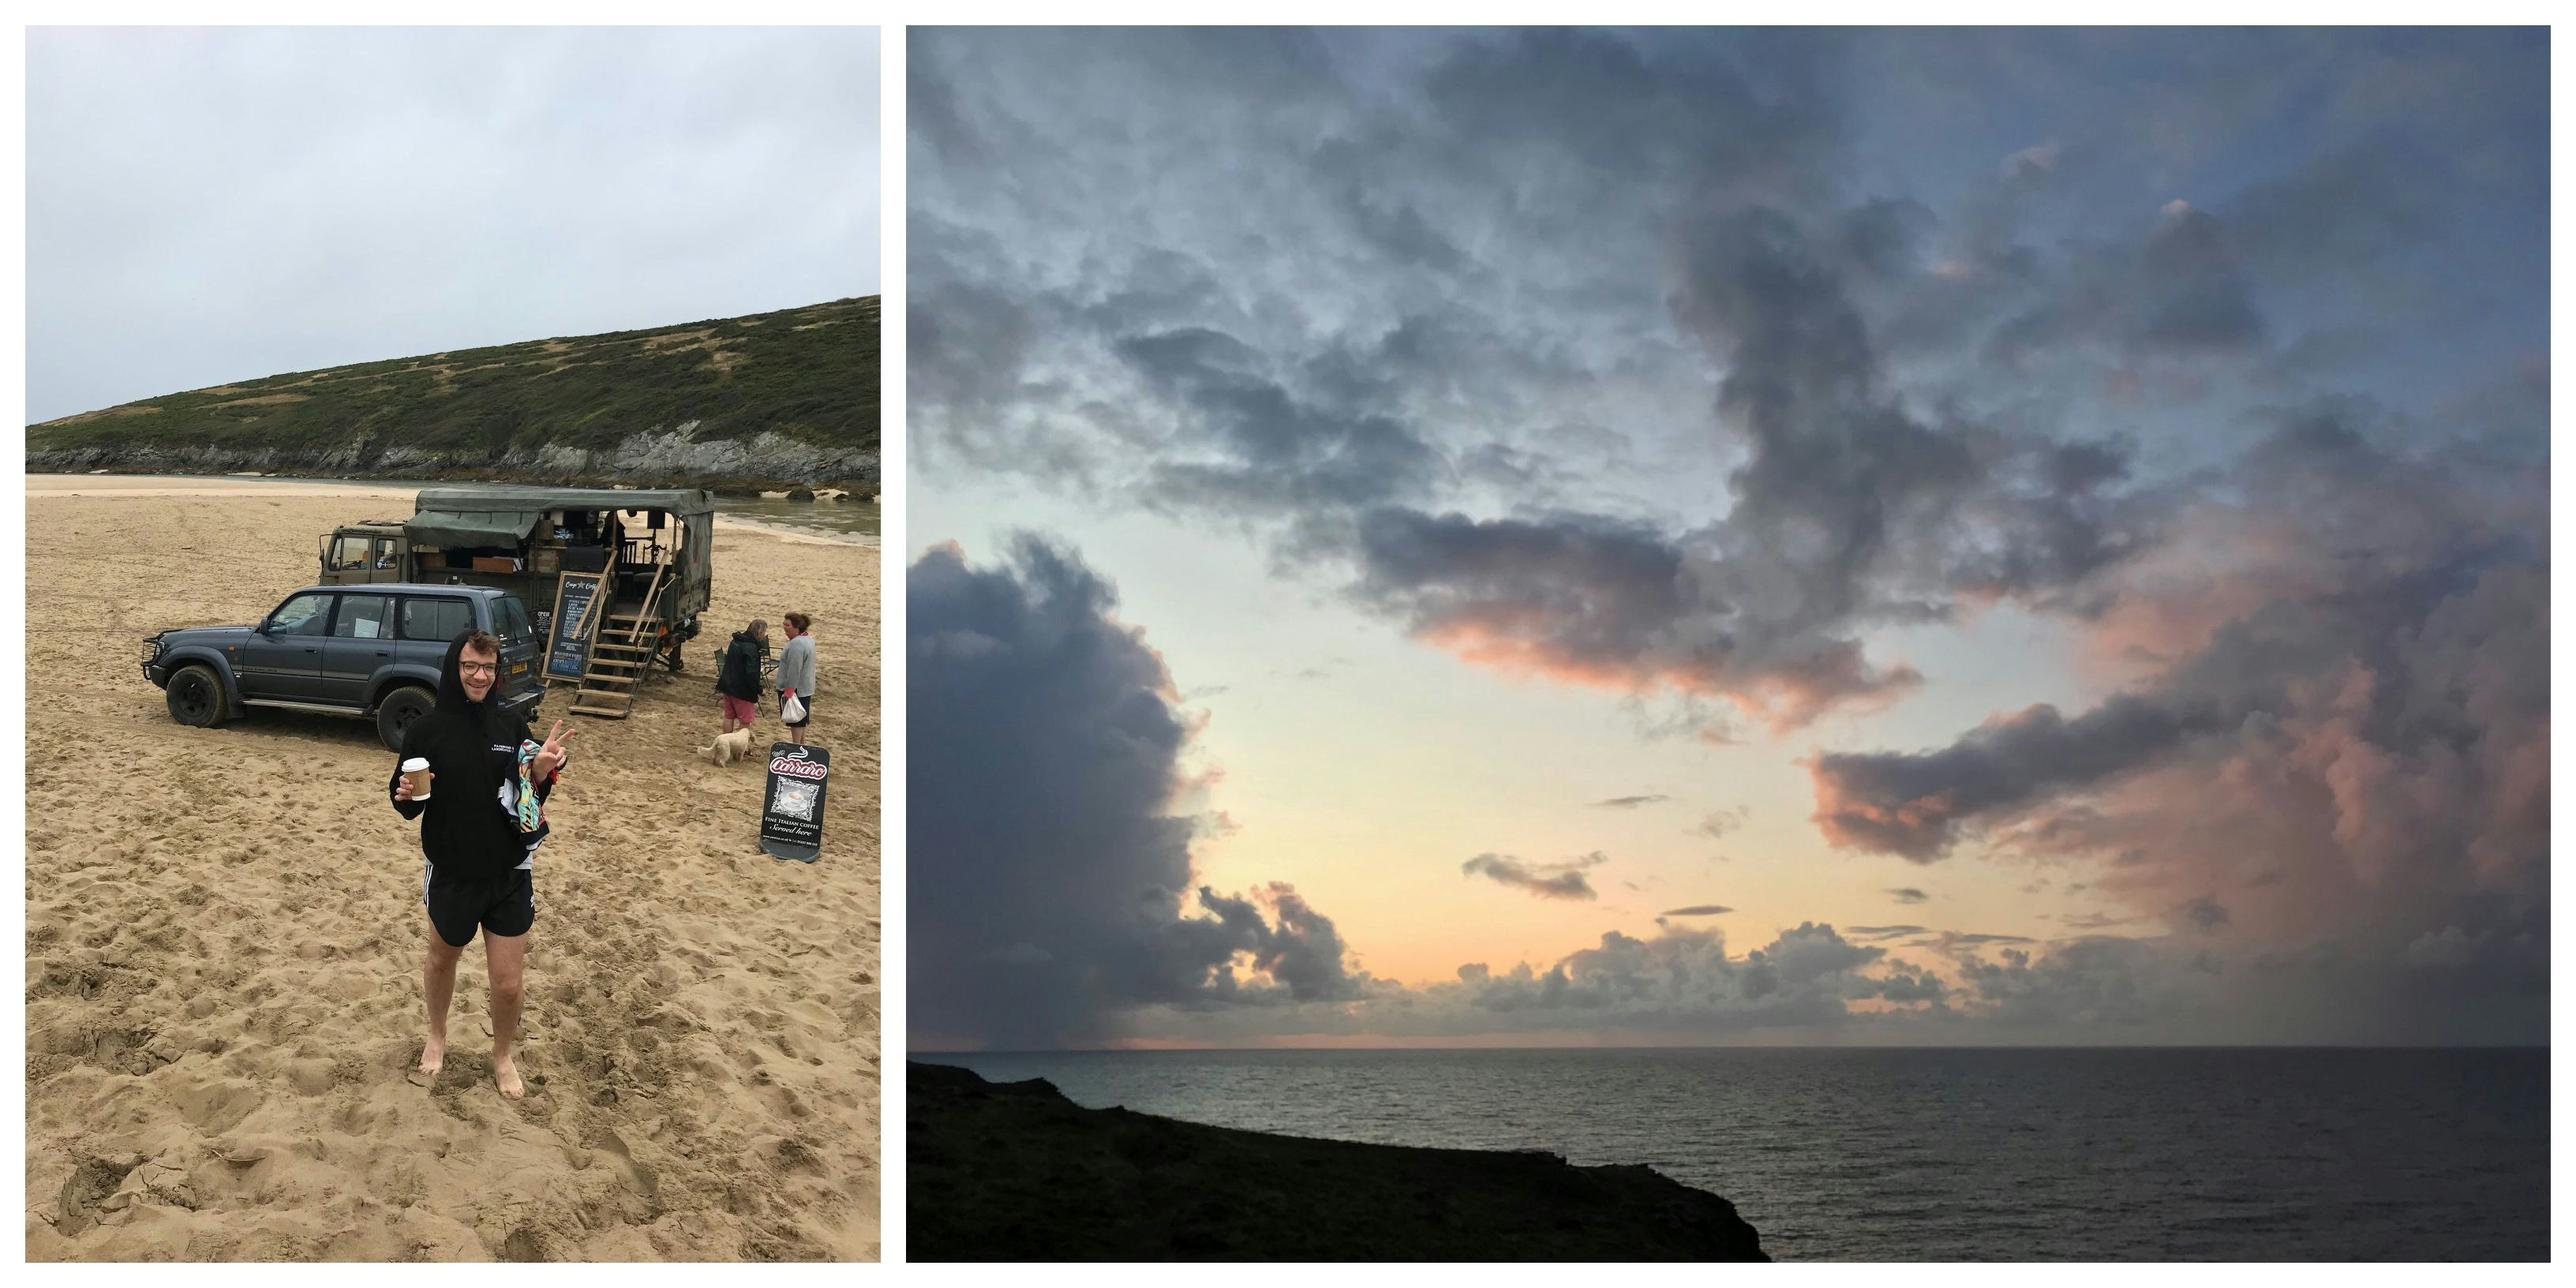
[143, 582, 544, 751]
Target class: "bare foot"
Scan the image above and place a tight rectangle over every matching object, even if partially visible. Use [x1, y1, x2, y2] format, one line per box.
[493, 1051, 526, 1099]
[407, 1032, 446, 1086]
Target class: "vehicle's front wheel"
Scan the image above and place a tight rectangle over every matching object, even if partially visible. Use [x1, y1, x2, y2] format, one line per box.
[165, 665, 229, 728]
[375, 685, 435, 752]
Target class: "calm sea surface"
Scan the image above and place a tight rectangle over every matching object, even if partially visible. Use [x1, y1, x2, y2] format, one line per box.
[928, 1047, 2548, 1261]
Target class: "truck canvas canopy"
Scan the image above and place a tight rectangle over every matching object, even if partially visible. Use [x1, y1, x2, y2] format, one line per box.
[407, 487, 717, 612]
[405, 507, 547, 548]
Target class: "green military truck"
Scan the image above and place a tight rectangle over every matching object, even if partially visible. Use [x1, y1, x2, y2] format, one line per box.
[319, 486, 716, 719]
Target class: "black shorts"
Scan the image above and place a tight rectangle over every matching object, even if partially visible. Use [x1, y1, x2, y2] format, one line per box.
[422, 863, 535, 947]
[784, 695, 814, 728]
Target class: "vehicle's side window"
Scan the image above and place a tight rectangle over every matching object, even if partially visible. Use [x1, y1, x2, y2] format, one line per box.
[268, 593, 333, 636]
[334, 594, 391, 640]
[373, 538, 398, 570]
[329, 536, 371, 571]
[400, 597, 473, 642]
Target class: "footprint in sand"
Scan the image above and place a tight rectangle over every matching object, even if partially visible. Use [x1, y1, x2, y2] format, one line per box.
[590, 1128, 660, 1197]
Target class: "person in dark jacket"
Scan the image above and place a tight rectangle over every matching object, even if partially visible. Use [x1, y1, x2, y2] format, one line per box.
[390, 630, 575, 1099]
[717, 618, 768, 736]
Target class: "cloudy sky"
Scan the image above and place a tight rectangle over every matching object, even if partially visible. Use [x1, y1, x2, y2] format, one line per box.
[26, 25, 880, 424]
[908, 28, 2548, 1050]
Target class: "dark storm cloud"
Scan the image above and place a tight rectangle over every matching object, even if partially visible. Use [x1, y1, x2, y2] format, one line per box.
[1809, 402, 2546, 1039]
[1814, 406, 2544, 867]
[909, 537, 1366, 1046]
[1328, 193, 2174, 728]
[912, 30, 2549, 1045]
[1462, 852, 1608, 901]
[912, 29, 2164, 728]
[28, 27, 879, 423]
[1980, 201, 2270, 366]
[1661, 905, 1733, 918]
[1814, 694, 2238, 860]
[1114, 326, 1444, 515]
[1346, 186, 2176, 724]
[1187, 885, 1368, 1005]
[1668, 200, 2170, 608]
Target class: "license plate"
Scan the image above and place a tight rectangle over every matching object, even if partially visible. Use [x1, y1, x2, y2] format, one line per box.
[511, 662, 528, 675]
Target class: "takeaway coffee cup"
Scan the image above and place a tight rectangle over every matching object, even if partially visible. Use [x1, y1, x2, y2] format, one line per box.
[402, 758, 433, 800]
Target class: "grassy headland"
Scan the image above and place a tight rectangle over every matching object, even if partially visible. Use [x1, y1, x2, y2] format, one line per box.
[28, 297, 878, 491]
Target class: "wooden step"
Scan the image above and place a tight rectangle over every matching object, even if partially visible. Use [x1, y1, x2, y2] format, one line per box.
[586, 656, 644, 670]
[578, 675, 636, 689]
[567, 702, 632, 718]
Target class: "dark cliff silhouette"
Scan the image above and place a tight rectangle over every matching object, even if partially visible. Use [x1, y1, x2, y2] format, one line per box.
[908, 1060, 1769, 1261]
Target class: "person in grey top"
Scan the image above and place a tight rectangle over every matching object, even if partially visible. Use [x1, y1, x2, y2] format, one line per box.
[777, 611, 818, 744]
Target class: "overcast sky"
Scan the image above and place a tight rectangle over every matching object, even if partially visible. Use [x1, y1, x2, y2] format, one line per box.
[908, 28, 2548, 1050]
[28, 25, 880, 424]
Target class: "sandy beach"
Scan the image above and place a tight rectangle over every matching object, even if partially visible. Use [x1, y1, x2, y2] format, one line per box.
[23, 476, 880, 1260]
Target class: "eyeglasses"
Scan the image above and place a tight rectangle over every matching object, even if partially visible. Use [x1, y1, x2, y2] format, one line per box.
[459, 662, 500, 676]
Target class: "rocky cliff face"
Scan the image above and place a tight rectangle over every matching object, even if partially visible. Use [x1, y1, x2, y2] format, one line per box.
[908, 1061, 1769, 1262]
[26, 422, 878, 493]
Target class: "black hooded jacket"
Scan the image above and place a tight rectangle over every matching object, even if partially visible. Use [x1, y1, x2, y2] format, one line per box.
[717, 630, 766, 702]
[388, 632, 558, 882]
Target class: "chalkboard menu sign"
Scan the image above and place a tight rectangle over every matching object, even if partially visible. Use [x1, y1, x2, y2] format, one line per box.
[760, 742, 830, 863]
[547, 571, 606, 680]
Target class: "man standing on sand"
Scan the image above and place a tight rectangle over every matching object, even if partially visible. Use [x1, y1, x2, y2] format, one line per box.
[777, 612, 817, 746]
[717, 618, 768, 737]
[390, 631, 575, 1099]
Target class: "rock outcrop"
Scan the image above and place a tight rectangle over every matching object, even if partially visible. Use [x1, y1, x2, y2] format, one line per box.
[24, 423, 878, 492]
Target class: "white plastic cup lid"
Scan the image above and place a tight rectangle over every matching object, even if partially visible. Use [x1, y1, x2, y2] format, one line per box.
[401, 758, 431, 772]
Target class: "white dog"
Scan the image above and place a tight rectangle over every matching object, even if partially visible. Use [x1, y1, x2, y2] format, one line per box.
[698, 727, 754, 766]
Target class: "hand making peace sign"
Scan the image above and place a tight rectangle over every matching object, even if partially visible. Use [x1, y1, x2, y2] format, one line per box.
[534, 718, 579, 780]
